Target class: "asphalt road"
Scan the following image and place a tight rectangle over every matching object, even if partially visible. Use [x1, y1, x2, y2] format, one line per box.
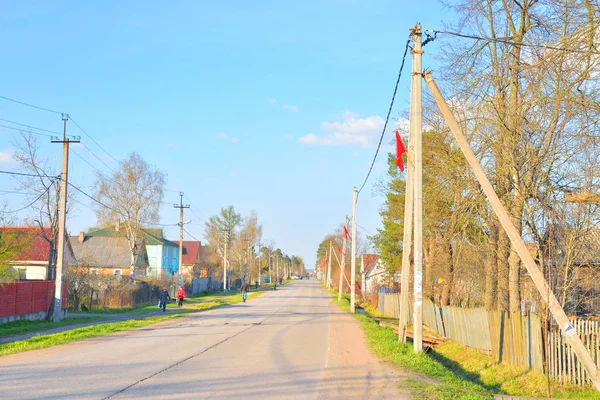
[0, 280, 412, 399]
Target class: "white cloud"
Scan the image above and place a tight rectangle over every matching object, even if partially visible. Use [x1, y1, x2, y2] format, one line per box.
[283, 104, 299, 112]
[0, 148, 14, 164]
[298, 111, 385, 147]
[231, 137, 240, 143]
[216, 133, 227, 139]
[268, 98, 277, 104]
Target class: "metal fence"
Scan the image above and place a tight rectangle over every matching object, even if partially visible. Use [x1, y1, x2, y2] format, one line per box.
[377, 292, 600, 387]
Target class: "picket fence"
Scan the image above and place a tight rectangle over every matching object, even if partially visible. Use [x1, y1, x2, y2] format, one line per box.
[377, 292, 600, 387]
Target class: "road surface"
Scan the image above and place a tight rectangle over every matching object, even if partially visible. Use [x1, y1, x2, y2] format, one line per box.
[0, 280, 414, 399]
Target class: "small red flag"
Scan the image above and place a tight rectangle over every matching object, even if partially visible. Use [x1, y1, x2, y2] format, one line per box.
[325, 256, 329, 265]
[343, 225, 349, 241]
[395, 130, 406, 172]
[337, 245, 342, 254]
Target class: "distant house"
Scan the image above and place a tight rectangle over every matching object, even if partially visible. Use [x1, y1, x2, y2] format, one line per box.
[0, 226, 65, 280]
[144, 229, 179, 278]
[179, 240, 202, 278]
[66, 232, 148, 277]
[361, 254, 387, 294]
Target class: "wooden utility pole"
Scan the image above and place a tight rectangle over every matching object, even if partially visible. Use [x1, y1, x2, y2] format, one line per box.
[398, 50, 416, 343]
[350, 187, 358, 313]
[424, 71, 600, 391]
[174, 192, 189, 290]
[411, 24, 424, 352]
[327, 241, 333, 289]
[51, 114, 79, 322]
[338, 216, 349, 301]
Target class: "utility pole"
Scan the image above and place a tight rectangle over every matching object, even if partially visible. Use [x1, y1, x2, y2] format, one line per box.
[411, 24, 424, 353]
[398, 102, 415, 342]
[241, 236, 251, 282]
[338, 216, 349, 301]
[424, 70, 600, 391]
[327, 241, 333, 289]
[174, 192, 189, 290]
[221, 230, 229, 290]
[51, 114, 79, 322]
[350, 187, 358, 313]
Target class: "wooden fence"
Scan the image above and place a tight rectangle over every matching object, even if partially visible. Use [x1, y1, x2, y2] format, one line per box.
[377, 292, 600, 387]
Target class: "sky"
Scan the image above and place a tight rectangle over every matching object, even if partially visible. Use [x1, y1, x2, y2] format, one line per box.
[0, 1, 453, 269]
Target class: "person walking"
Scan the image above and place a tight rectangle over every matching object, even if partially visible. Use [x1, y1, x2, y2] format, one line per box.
[176, 286, 186, 308]
[159, 288, 170, 312]
[240, 280, 249, 303]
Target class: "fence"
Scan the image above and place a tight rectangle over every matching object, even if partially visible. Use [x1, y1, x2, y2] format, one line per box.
[377, 292, 600, 387]
[0, 280, 67, 319]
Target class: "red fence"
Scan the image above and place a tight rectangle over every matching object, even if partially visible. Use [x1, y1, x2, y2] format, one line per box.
[0, 280, 67, 317]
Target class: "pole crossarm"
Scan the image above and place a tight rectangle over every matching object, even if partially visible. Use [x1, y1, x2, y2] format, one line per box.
[423, 71, 600, 391]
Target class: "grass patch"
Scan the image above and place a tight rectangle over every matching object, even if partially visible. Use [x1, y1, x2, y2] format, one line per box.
[0, 317, 107, 339]
[0, 315, 181, 357]
[331, 290, 600, 399]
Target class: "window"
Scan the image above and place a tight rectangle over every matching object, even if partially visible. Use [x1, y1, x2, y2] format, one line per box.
[113, 269, 122, 276]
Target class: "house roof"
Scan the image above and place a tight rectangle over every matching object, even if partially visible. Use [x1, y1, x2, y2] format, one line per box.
[362, 254, 379, 275]
[87, 226, 178, 247]
[68, 235, 147, 268]
[180, 241, 201, 265]
[0, 226, 51, 262]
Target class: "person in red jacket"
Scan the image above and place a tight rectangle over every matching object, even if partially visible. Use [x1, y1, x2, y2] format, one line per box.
[176, 286, 185, 308]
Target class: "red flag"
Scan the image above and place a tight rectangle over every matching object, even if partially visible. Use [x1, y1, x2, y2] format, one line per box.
[337, 245, 342, 254]
[395, 130, 406, 172]
[325, 256, 329, 265]
[343, 225, 349, 241]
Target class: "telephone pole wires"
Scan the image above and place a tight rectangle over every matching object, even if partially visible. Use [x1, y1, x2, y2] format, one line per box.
[51, 114, 80, 322]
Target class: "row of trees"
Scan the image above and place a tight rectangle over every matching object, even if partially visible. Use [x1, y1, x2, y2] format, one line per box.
[203, 205, 305, 288]
[371, 0, 600, 314]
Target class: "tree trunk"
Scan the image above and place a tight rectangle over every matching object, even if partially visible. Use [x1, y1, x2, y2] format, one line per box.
[497, 227, 510, 312]
[508, 194, 525, 312]
[440, 241, 454, 306]
[423, 236, 434, 300]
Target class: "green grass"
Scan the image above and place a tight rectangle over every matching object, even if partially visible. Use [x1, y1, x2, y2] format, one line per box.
[0, 315, 181, 357]
[331, 290, 600, 399]
[0, 317, 107, 338]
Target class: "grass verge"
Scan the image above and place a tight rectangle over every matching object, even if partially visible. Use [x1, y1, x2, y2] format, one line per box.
[0, 317, 107, 339]
[332, 290, 600, 399]
[0, 315, 181, 357]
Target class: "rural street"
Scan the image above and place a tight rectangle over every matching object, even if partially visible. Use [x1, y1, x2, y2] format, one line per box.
[0, 280, 412, 399]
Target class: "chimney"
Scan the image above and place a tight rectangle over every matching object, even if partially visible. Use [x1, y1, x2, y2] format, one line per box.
[115, 219, 120, 232]
[78, 232, 85, 243]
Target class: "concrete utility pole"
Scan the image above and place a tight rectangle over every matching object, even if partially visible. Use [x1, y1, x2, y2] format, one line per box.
[424, 71, 600, 391]
[221, 230, 229, 290]
[327, 241, 333, 289]
[398, 43, 417, 343]
[411, 24, 424, 353]
[350, 187, 358, 313]
[174, 192, 189, 290]
[338, 216, 349, 302]
[51, 114, 79, 322]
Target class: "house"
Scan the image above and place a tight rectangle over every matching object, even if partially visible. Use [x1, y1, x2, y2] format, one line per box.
[0, 226, 65, 280]
[144, 229, 179, 278]
[361, 254, 387, 295]
[178, 240, 202, 278]
[66, 232, 148, 276]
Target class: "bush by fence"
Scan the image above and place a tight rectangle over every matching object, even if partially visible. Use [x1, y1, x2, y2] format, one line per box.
[377, 292, 600, 387]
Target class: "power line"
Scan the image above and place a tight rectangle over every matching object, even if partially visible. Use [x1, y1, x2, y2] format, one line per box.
[430, 30, 600, 55]
[69, 117, 120, 164]
[0, 169, 58, 179]
[0, 117, 62, 135]
[0, 94, 63, 114]
[357, 39, 411, 196]
[81, 143, 115, 173]
[0, 179, 56, 213]
[183, 227, 201, 242]
[0, 123, 53, 138]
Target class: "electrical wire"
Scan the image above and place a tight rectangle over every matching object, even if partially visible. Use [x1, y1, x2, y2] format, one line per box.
[0, 117, 62, 135]
[0, 95, 63, 114]
[69, 116, 120, 164]
[81, 143, 115, 173]
[0, 169, 58, 179]
[0, 179, 56, 213]
[430, 30, 600, 55]
[0, 123, 53, 138]
[183, 227, 201, 242]
[357, 39, 411, 196]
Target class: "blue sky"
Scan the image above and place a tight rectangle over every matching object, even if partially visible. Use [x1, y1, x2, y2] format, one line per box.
[0, 1, 451, 269]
